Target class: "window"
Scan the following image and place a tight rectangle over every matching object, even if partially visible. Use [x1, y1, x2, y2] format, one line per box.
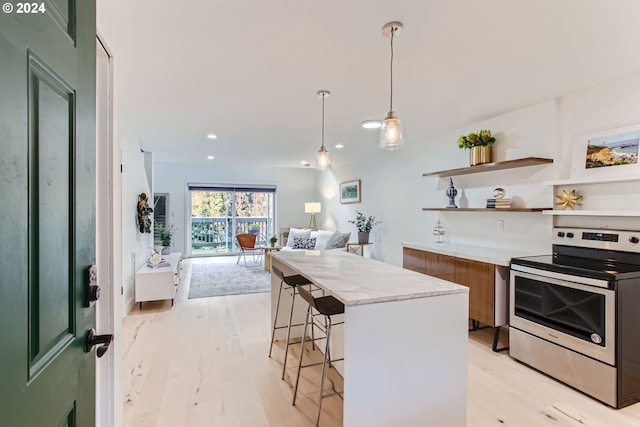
[187, 184, 276, 256]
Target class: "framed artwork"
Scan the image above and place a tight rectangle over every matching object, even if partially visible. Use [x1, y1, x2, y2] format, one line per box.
[570, 121, 640, 180]
[340, 179, 361, 204]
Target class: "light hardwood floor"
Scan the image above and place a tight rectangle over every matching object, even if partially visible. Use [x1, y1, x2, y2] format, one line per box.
[123, 258, 640, 426]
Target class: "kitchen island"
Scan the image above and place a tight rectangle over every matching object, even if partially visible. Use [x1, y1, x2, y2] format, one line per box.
[270, 250, 469, 427]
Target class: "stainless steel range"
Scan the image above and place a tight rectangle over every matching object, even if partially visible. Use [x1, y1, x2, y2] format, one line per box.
[510, 227, 640, 408]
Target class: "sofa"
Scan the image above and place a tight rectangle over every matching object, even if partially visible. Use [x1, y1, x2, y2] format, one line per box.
[280, 227, 351, 251]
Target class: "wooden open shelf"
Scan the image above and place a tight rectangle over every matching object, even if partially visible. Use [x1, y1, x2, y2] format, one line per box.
[542, 210, 640, 217]
[423, 157, 553, 178]
[423, 208, 551, 212]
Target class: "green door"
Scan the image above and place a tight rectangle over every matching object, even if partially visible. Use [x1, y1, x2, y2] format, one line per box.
[0, 1, 98, 426]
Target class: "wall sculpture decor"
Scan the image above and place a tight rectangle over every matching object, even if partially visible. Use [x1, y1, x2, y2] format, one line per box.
[137, 192, 153, 233]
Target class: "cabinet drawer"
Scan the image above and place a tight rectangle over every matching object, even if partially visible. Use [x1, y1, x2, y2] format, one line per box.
[455, 258, 495, 326]
[403, 248, 426, 274]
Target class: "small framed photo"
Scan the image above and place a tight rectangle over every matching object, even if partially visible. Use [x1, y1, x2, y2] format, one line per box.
[340, 179, 361, 204]
[571, 121, 640, 180]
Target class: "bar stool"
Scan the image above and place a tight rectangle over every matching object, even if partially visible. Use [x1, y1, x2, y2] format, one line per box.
[292, 285, 344, 427]
[268, 265, 318, 379]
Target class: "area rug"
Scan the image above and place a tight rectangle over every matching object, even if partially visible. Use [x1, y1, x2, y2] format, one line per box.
[188, 258, 271, 299]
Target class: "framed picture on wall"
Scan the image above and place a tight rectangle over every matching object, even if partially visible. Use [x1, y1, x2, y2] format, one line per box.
[340, 179, 361, 204]
[570, 120, 640, 180]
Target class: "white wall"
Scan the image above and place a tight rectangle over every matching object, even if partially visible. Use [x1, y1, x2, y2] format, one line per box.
[121, 142, 154, 311]
[98, 0, 153, 313]
[153, 162, 320, 255]
[320, 71, 640, 266]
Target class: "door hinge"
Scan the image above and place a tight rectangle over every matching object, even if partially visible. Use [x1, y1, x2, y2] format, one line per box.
[120, 164, 123, 173]
[120, 286, 124, 295]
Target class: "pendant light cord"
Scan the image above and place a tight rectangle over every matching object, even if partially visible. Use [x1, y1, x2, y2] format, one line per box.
[321, 93, 326, 149]
[389, 26, 395, 112]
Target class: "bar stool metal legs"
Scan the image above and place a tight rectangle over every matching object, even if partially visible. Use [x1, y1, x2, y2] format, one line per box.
[292, 286, 344, 427]
[268, 265, 317, 380]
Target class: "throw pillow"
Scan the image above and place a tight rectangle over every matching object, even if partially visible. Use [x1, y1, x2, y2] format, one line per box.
[286, 228, 311, 247]
[292, 236, 317, 250]
[327, 231, 351, 249]
[315, 230, 337, 250]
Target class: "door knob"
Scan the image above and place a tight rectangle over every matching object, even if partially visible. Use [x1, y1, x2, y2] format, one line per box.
[84, 329, 113, 358]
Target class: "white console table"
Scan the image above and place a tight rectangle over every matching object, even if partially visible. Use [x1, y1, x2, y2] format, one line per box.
[135, 252, 182, 309]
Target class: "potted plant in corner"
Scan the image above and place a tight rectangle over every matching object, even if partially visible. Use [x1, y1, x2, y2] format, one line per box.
[349, 211, 378, 244]
[457, 129, 496, 166]
[156, 223, 176, 255]
[269, 236, 278, 247]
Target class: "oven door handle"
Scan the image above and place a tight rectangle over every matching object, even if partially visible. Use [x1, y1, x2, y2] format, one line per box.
[510, 264, 611, 289]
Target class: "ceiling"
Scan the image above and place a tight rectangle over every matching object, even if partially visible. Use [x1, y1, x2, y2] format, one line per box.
[98, 0, 640, 168]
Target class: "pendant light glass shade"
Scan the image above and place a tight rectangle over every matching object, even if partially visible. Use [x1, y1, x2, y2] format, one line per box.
[379, 22, 405, 150]
[316, 146, 331, 170]
[379, 111, 404, 150]
[315, 90, 331, 171]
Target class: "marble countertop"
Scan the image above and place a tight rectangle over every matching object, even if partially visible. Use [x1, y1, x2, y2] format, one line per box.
[401, 242, 540, 266]
[270, 250, 468, 306]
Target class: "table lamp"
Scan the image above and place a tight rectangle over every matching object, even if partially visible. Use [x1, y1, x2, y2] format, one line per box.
[305, 202, 321, 230]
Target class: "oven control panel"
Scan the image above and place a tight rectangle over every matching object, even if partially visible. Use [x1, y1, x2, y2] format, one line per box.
[553, 227, 640, 253]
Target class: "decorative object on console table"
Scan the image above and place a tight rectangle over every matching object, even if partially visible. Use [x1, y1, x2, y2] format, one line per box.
[149, 248, 162, 269]
[340, 179, 361, 204]
[269, 236, 278, 247]
[457, 129, 496, 166]
[446, 178, 458, 208]
[555, 189, 583, 210]
[349, 211, 379, 244]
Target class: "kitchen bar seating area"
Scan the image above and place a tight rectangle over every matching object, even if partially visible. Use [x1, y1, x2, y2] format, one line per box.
[121, 256, 640, 426]
[269, 250, 469, 427]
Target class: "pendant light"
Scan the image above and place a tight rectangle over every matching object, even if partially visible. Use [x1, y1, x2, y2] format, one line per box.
[379, 21, 405, 150]
[316, 89, 331, 170]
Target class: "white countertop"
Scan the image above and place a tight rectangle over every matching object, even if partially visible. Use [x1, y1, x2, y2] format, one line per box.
[401, 242, 539, 266]
[270, 249, 468, 306]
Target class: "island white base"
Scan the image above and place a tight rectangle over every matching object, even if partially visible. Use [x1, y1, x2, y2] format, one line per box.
[344, 294, 468, 427]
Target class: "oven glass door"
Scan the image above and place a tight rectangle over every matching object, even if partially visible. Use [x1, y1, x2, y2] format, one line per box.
[510, 267, 615, 365]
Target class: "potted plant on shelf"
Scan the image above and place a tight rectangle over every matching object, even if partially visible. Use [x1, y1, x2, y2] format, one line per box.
[348, 211, 379, 244]
[457, 129, 496, 166]
[156, 223, 176, 255]
[269, 236, 278, 247]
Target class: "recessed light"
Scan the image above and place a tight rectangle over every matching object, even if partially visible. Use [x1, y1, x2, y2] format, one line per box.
[335, 144, 344, 149]
[361, 120, 382, 129]
[207, 155, 215, 160]
[207, 133, 217, 139]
